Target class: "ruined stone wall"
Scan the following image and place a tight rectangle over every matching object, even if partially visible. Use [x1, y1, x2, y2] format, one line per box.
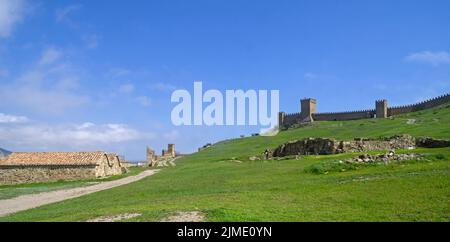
[313, 109, 375, 121]
[387, 94, 450, 116]
[0, 165, 96, 185]
[95, 155, 122, 177]
[272, 135, 416, 157]
[340, 135, 416, 153]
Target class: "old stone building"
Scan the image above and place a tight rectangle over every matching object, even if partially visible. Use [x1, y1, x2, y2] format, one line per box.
[0, 151, 123, 185]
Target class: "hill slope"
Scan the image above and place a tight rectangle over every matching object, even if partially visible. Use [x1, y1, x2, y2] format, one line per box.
[1, 104, 450, 221]
[0, 148, 11, 159]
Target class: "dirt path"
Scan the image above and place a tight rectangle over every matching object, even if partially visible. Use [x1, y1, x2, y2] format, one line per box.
[0, 169, 159, 217]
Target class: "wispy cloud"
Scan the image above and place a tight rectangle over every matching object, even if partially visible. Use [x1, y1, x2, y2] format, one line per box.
[0, 46, 90, 114]
[135, 96, 151, 107]
[38, 47, 62, 65]
[55, 4, 82, 23]
[82, 33, 100, 49]
[119, 83, 135, 93]
[150, 82, 177, 91]
[405, 51, 450, 66]
[0, 0, 28, 37]
[0, 113, 29, 123]
[0, 121, 155, 149]
[108, 68, 131, 78]
[304, 72, 318, 80]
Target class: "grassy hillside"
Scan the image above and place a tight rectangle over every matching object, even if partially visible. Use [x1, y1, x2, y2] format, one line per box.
[1, 105, 449, 221]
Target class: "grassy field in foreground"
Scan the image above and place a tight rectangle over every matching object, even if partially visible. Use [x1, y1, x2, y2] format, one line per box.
[1, 105, 449, 221]
[0, 167, 147, 200]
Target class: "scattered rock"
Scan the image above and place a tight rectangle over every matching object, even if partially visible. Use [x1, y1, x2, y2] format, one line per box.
[407, 119, 416, 124]
[87, 213, 141, 222]
[345, 151, 423, 164]
[249, 156, 260, 161]
[161, 211, 205, 222]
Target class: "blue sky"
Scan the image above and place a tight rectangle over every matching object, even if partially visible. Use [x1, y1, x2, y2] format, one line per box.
[0, 0, 449, 160]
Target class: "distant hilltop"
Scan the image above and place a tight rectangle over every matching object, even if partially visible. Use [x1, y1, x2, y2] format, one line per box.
[279, 93, 450, 128]
[0, 148, 12, 159]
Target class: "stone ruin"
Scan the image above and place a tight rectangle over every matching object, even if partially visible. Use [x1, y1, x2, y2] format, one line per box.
[269, 135, 418, 158]
[344, 151, 423, 165]
[147, 144, 177, 167]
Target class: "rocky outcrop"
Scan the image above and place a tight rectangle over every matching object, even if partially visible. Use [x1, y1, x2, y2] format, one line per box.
[416, 137, 450, 148]
[271, 135, 416, 157]
[273, 138, 337, 157]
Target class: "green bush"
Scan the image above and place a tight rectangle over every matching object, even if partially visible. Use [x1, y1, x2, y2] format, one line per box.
[435, 153, 446, 160]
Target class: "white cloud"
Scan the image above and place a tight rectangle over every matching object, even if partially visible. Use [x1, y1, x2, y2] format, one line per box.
[39, 47, 62, 65]
[82, 34, 100, 49]
[405, 51, 450, 66]
[0, 122, 155, 149]
[0, 113, 28, 123]
[0, 47, 89, 114]
[0, 0, 28, 38]
[150, 82, 177, 91]
[55, 4, 81, 23]
[135, 96, 151, 107]
[119, 83, 135, 93]
[55, 77, 80, 90]
[304, 73, 318, 80]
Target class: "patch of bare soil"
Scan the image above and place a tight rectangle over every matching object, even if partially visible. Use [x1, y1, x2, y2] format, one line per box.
[87, 213, 141, 222]
[161, 211, 205, 222]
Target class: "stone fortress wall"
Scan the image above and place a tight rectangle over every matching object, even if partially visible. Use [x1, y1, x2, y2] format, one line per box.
[279, 93, 450, 127]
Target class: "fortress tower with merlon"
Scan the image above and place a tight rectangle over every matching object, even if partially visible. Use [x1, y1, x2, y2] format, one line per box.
[376, 99, 388, 118]
[300, 98, 317, 122]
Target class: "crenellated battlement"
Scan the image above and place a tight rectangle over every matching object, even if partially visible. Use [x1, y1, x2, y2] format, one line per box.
[278, 93, 449, 127]
[315, 109, 375, 115]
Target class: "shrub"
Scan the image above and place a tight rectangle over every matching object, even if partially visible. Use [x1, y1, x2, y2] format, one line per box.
[435, 154, 445, 160]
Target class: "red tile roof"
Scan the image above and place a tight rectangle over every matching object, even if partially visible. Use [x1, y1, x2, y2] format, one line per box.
[0, 151, 107, 166]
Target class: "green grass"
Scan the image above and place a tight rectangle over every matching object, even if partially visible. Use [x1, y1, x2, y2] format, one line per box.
[1, 105, 449, 221]
[0, 167, 147, 200]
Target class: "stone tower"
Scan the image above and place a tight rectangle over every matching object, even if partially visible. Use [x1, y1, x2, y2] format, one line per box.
[278, 112, 285, 127]
[375, 99, 388, 118]
[300, 98, 317, 122]
[167, 144, 175, 157]
[146, 146, 155, 163]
